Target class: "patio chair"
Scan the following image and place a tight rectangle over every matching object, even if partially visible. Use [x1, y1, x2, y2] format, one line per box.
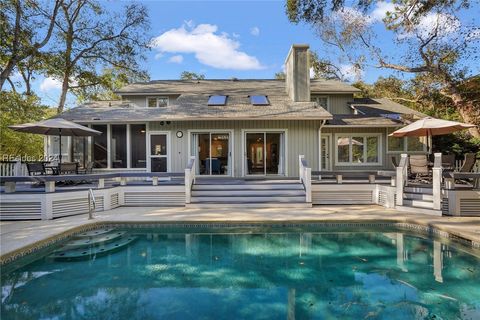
[442, 154, 456, 171]
[77, 162, 94, 174]
[409, 155, 430, 183]
[26, 162, 46, 176]
[59, 162, 79, 175]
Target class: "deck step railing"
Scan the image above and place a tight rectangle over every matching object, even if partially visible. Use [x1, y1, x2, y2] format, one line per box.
[299, 155, 312, 203]
[185, 156, 196, 204]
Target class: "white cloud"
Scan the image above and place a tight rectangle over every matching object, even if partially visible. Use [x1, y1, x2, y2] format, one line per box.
[151, 22, 264, 70]
[369, 1, 395, 22]
[467, 28, 480, 40]
[168, 55, 184, 63]
[414, 13, 460, 38]
[154, 52, 164, 60]
[250, 26, 260, 36]
[40, 77, 62, 92]
[339, 64, 363, 82]
[232, 33, 240, 38]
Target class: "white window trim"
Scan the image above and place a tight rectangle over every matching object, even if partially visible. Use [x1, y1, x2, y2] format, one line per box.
[334, 133, 382, 166]
[241, 129, 288, 177]
[146, 96, 169, 108]
[146, 131, 171, 172]
[187, 129, 235, 177]
[311, 95, 330, 112]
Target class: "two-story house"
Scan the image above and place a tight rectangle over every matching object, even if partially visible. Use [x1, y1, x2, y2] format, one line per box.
[51, 44, 426, 177]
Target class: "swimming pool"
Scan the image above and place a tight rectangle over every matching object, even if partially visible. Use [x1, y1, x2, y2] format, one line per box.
[1, 224, 479, 319]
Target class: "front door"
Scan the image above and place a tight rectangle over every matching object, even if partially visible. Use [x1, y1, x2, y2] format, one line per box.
[192, 132, 232, 176]
[148, 133, 169, 172]
[245, 132, 284, 176]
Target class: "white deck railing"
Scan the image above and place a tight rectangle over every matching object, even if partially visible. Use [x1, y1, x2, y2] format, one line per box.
[0, 161, 28, 176]
[395, 154, 409, 206]
[185, 156, 196, 204]
[432, 153, 442, 210]
[299, 155, 312, 203]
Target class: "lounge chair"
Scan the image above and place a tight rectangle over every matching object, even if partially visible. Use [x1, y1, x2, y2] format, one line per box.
[409, 155, 430, 183]
[459, 153, 476, 172]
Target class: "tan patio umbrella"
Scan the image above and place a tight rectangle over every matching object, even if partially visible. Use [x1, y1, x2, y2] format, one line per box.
[9, 118, 101, 163]
[389, 117, 476, 153]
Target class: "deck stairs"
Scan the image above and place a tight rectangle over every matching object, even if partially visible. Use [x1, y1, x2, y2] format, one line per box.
[188, 179, 311, 208]
[396, 185, 442, 216]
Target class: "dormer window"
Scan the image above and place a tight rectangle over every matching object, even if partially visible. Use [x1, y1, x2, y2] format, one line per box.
[311, 96, 329, 111]
[147, 96, 168, 108]
[250, 95, 269, 106]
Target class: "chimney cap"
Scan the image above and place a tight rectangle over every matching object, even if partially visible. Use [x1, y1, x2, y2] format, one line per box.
[284, 44, 310, 64]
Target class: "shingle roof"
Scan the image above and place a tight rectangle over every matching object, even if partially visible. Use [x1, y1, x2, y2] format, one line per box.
[58, 95, 332, 122]
[116, 79, 361, 95]
[326, 115, 405, 126]
[349, 98, 425, 118]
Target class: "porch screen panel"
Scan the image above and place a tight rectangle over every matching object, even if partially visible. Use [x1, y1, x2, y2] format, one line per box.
[72, 136, 87, 168]
[111, 125, 127, 168]
[131, 124, 146, 168]
[91, 125, 108, 168]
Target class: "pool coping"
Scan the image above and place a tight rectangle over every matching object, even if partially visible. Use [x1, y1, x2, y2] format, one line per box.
[1, 217, 479, 266]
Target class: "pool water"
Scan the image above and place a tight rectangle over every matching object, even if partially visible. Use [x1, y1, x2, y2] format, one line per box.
[1, 226, 479, 319]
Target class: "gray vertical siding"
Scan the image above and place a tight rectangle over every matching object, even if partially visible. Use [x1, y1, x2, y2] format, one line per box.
[328, 94, 354, 114]
[149, 120, 322, 177]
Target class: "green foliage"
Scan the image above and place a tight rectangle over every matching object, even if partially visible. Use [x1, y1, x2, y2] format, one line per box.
[0, 92, 55, 158]
[74, 67, 149, 103]
[180, 71, 205, 80]
[274, 72, 286, 80]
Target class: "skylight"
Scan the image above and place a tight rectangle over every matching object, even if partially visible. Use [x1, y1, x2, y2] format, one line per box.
[250, 95, 269, 106]
[208, 95, 228, 106]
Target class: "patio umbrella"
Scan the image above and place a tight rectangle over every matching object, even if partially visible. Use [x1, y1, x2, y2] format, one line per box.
[389, 117, 476, 153]
[9, 118, 101, 163]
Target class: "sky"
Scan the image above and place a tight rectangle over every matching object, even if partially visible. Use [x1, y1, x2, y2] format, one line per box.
[18, 0, 479, 108]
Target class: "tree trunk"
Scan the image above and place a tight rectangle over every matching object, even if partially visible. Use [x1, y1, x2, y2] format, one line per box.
[57, 74, 69, 114]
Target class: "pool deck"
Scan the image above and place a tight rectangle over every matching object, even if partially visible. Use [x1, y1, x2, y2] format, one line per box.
[1, 205, 480, 260]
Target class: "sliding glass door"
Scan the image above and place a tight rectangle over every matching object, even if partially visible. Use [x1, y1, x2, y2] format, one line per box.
[192, 132, 231, 176]
[245, 132, 284, 176]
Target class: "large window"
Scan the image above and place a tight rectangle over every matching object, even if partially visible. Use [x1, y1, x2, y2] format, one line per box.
[72, 136, 87, 168]
[336, 134, 381, 165]
[111, 125, 127, 168]
[91, 125, 108, 168]
[388, 130, 425, 152]
[147, 96, 168, 108]
[131, 124, 146, 168]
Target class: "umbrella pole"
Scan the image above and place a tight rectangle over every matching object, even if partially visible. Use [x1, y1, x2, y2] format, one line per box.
[59, 129, 62, 164]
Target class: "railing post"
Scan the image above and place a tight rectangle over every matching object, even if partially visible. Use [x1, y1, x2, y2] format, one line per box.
[305, 167, 311, 203]
[299, 155, 304, 182]
[185, 168, 191, 204]
[432, 153, 442, 210]
[396, 154, 408, 206]
[14, 160, 23, 176]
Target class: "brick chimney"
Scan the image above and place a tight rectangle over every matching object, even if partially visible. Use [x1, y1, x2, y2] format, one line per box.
[285, 44, 310, 102]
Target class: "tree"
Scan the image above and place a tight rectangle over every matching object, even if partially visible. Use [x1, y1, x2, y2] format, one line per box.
[48, 0, 150, 113]
[0, 91, 55, 158]
[0, 0, 62, 90]
[274, 71, 285, 79]
[180, 71, 205, 80]
[286, 0, 480, 137]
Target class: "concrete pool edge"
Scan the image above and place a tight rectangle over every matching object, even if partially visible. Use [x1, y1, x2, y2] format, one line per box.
[2, 213, 480, 265]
